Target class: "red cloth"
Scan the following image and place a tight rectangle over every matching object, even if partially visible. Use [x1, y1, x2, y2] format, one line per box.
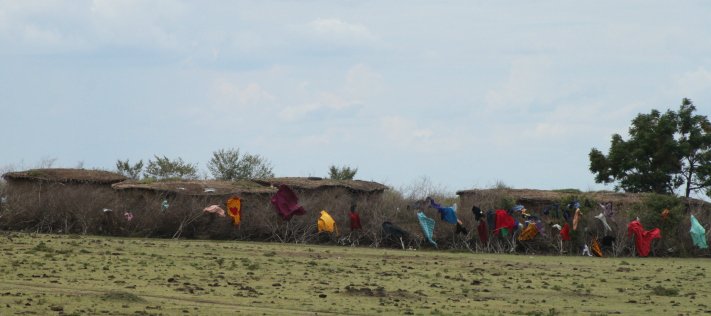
[627, 220, 661, 257]
[477, 220, 488, 243]
[560, 223, 571, 241]
[494, 210, 515, 236]
[271, 185, 306, 220]
[349, 212, 362, 230]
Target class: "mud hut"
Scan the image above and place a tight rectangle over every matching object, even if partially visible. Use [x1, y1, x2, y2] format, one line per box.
[111, 179, 277, 239]
[1, 168, 127, 233]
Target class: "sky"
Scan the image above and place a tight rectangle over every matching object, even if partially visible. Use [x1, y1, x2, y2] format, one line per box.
[1, 1, 711, 197]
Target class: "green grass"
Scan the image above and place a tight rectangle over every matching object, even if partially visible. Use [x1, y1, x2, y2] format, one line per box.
[0, 233, 709, 315]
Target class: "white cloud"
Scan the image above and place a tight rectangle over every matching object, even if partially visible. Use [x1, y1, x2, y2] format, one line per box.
[485, 56, 561, 112]
[345, 63, 384, 99]
[669, 67, 711, 100]
[211, 81, 275, 110]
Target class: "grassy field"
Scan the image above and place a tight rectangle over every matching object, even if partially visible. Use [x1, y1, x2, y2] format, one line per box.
[0, 233, 709, 315]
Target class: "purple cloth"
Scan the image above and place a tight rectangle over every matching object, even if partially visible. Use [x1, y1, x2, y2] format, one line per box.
[271, 185, 306, 220]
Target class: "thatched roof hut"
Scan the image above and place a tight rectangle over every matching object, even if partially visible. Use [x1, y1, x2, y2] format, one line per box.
[3, 168, 126, 184]
[253, 177, 388, 193]
[111, 179, 276, 196]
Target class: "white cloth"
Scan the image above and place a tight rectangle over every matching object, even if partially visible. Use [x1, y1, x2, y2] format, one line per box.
[594, 212, 612, 232]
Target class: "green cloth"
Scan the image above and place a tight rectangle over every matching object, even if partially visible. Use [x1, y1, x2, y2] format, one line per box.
[690, 215, 708, 249]
[417, 211, 437, 247]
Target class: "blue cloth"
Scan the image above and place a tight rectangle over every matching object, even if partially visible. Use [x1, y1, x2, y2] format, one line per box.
[429, 198, 458, 224]
[543, 203, 560, 218]
[417, 212, 437, 247]
[567, 200, 580, 210]
[486, 210, 496, 231]
[511, 204, 525, 212]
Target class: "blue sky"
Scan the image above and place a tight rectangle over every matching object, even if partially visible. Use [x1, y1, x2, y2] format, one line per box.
[1, 1, 710, 197]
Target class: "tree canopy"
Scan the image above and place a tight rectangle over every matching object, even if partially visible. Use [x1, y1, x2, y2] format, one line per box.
[144, 155, 198, 180]
[207, 148, 274, 180]
[328, 165, 358, 180]
[589, 98, 711, 198]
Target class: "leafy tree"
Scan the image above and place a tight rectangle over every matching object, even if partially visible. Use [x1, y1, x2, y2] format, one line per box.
[589, 98, 711, 197]
[207, 148, 274, 180]
[676, 98, 711, 197]
[115, 159, 144, 180]
[328, 165, 358, 180]
[144, 155, 198, 180]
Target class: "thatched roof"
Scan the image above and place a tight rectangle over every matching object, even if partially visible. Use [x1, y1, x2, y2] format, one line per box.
[112, 180, 277, 195]
[456, 188, 709, 206]
[253, 177, 388, 193]
[2, 168, 126, 184]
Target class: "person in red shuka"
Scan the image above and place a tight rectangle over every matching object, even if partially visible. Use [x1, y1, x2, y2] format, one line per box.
[349, 204, 362, 231]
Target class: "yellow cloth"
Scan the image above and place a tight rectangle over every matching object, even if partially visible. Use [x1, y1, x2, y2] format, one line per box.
[517, 223, 538, 241]
[317, 210, 337, 234]
[226, 196, 242, 226]
[573, 208, 582, 231]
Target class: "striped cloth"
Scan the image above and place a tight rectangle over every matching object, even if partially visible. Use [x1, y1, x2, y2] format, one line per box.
[417, 212, 437, 247]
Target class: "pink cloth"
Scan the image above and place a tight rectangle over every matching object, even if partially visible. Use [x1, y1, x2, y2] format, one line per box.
[271, 185, 306, 220]
[203, 205, 226, 217]
[123, 211, 134, 222]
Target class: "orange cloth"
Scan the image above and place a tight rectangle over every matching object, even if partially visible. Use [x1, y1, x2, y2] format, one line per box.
[226, 196, 242, 226]
[573, 208, 582, 231]
[517, 223, 539, 241]
[661, 209, 670, 220]
[591, 239, 603, 257]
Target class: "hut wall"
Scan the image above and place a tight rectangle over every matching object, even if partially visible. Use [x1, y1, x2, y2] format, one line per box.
[1, 179, 120, 233]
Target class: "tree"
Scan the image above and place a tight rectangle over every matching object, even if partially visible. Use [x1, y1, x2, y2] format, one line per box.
[676, 98, 711, 197]
[328, 165, 358, 180]
[207, 148, 274, 180]
[144, 155, 198, 180]
[589, 98, 711, 197]
[115, 159, 144, 180]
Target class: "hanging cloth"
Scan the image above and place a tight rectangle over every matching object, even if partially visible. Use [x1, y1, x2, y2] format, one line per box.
[594, 212, 612, 232]
[661, 209, 670, 220]
[161, 199, 169, 212]
[472, 205, 484, 221]
[382, 221, 408, 238]
[572, 209, 582, 231]
[543, 203, 560, 218]
[591, 238, 603, 257]
[226, 196, 242, 226]
[627, 220, 661, 257]
[123, 211, 134, 222]
[517, 223, 539, 241]
[417, 211, 437, 247]
[560, 223, 571, 241]
[428, 198, 458, 224]
[271, 185, 306, 220]
[317, 210, 337, 234]
[349, 211, 362, 231]
[494, 209, 516, 237]
[203, 205, 226, 217]
[486, 210, 496, 232]
[599, 202, 614, 219]
[535, 219, 546, 237]
[690, 215, 708, 249]
[477, 220, 488, 243]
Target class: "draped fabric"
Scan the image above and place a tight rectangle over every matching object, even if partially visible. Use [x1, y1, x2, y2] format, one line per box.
[494, 210, 516, 237]
[690, 215, 708, 249]
[486, 210, 496, 232]
[382, 221, 408, 238]
[535, 219, 546, 237]
[472, 205, 484, 221]
[203, 205, 226, 217]
[477, 220, 488, 244]
[417, 212, 437, 247]
[317, 210, 337, 234]
[594, 212, 612, 232]
[591, 239, 603, 257]
[428, 198, 458, 224]
[599, 202, 614, 219]
[572, 209, 582, 231]
[517, 223, 538, 241]
[560, 223, 571, 241]
[543, 203, 560, 218]
[349, 211, 362, 231]
[661, 209, 670, 220]
[627, 220, 661, 257]
[226, 196, 242, 226]
[271, 185, 306, 220]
